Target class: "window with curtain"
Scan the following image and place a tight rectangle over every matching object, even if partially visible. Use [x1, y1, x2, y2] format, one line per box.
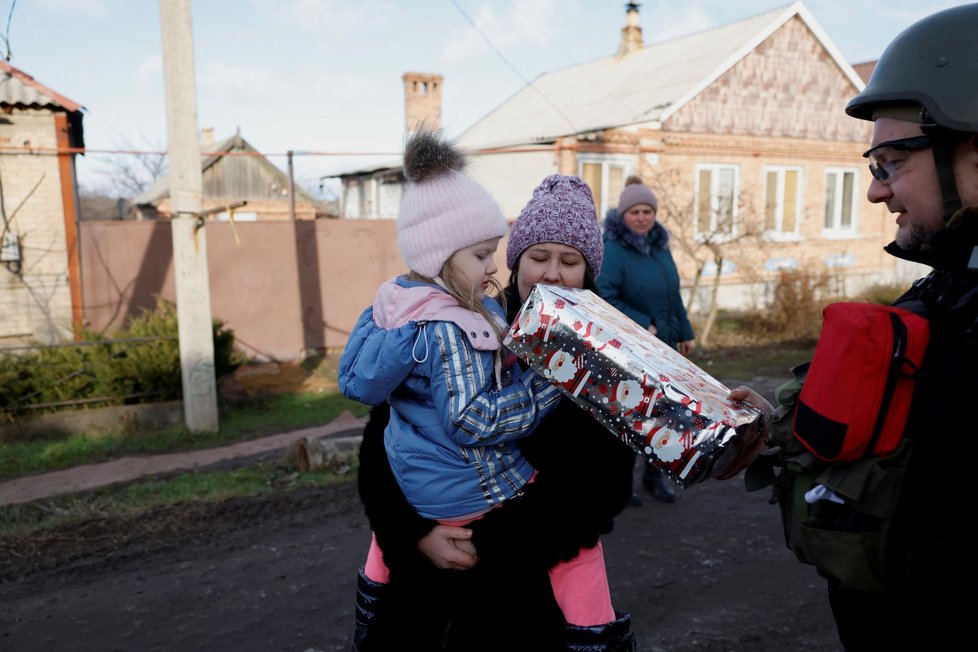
[823, 168, 858, 235]
[578, 157, 631, 216]
[764, 166, 802, 237]
[694, 164, 739, 240]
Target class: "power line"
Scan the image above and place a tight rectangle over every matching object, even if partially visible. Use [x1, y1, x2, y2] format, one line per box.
[1, 0, 16, 61]
[0, 144, 555, 158]
[504, 0, 642, 120]
[448, 0, 577, 133]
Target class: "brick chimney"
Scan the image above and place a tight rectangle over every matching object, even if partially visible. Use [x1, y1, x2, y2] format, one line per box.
[402, 72, 443, 134]
[617, 2, 643, 57]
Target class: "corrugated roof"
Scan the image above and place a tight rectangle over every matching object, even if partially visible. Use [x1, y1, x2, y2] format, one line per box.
[0, 60, 83, 112]
[457, 1, 858, 150]
[134, 132, 316, 206]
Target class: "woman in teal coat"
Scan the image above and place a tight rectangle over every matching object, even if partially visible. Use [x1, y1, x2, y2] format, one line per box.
[597, 175, 695, 504]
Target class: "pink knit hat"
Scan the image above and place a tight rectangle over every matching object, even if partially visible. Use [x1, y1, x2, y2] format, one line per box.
[506, 175, 603, 276]
[397, 130, 507, 278]
[617, 176, 658, 215]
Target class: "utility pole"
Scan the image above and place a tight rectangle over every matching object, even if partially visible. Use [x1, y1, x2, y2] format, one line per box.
[158, 0, 218, 432]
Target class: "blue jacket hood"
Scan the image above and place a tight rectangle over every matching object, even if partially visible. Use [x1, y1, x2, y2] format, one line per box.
[338, 277, 504, 406]
[603, 207, 669, 256]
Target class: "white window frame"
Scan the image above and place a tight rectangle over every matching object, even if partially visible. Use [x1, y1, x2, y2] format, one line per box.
[823, 167, 859, 238]
[693, 163, 740, 242]
[577, 155, 633, 216]
[763, 165, 803, 241]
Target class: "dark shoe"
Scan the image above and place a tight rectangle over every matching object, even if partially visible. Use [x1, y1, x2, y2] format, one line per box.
[564, 610, 637, 652]
[353, 568, 388, 651]
[642, 467, 676, 503]
[626, 493, 642, 507]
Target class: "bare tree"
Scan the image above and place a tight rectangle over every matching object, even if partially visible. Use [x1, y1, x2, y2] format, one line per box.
[644, 165, 765, 347]
[92, 132, 169, 200]
[77, 133, 168, 221]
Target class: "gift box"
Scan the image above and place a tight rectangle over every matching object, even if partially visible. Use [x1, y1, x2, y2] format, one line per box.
[504, 284, 761, 487]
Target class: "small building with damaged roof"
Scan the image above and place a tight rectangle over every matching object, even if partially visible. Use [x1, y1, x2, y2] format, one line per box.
[0, 60, 85, 344]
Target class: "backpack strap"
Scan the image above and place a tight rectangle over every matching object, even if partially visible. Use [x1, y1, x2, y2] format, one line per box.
[744, 362, 810, 493]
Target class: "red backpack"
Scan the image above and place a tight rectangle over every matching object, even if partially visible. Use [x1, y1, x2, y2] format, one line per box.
[793, 302, 929, 462]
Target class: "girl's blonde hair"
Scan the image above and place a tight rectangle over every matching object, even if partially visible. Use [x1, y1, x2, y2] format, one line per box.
[407, 257, 508, 346]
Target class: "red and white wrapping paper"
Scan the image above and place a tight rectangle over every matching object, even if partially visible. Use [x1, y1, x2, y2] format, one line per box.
[504, 284, 761, 487]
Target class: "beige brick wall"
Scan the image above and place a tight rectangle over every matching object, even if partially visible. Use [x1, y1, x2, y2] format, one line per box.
[0, 109, 73, 345]
[636, 132, 900, 310]
[546, 12, 896, 311]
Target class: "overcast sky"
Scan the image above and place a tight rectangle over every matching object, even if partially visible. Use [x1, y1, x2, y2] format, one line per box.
[5, 0, 972, 198]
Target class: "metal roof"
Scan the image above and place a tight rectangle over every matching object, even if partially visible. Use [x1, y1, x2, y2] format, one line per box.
[0, 60, 83, 113]
[457, 1, 861, 150]
[134, 132, 316, 206]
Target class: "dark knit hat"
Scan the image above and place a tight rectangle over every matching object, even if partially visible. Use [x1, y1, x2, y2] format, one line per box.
[506, 175, 603, 277]
[617, 175, 658, 215]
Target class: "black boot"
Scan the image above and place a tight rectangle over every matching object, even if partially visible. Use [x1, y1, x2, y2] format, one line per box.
[564, 611, 637, 652]
[352, 569, 388, 652]
[642, 463, 676, 503]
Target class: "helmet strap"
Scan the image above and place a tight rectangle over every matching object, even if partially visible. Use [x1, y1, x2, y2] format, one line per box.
[922, 114, 964, 222]
[932, 140, 963, 222]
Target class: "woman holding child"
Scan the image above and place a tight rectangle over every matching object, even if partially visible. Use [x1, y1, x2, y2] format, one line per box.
[343, 131, 637, 651]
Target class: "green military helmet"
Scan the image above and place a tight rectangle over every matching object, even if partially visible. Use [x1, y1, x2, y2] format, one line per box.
[846, 3, 978, 132]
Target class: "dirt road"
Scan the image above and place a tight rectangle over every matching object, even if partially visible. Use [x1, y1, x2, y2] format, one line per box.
[0, 470, 842, 651]
[0, 369, 843, 651]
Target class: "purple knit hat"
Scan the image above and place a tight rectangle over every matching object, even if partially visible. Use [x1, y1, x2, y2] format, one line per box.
[506, 175, 603, 277]
[617, 179, 658, 215]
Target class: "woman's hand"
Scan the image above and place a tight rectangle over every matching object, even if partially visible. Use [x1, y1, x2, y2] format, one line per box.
[713, 385, 774, 481]
[677, 340, 695, 356]
[647, 323, 658, 336]
[416, 525, 479, 570]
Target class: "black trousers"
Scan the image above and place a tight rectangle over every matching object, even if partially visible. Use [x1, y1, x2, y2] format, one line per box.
[827, 580, 970, 650]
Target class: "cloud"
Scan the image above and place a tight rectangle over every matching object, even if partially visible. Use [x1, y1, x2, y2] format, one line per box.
[644, 0, 725, 43]
[36, 0, 109, 18]
[442, 0, 557, 60]
[254, 0, 398, 38]
[136, 56, 163, 92]
[877, 0, 973, 22]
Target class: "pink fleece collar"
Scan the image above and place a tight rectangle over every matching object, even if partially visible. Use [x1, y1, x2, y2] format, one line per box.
[372, 280, 502, 351]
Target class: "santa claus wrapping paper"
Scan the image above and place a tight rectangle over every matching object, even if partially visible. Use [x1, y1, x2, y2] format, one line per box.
[505, 284, 761, 487]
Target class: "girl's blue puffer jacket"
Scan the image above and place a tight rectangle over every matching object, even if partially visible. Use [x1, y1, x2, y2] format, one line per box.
[338, 276, 561, 520]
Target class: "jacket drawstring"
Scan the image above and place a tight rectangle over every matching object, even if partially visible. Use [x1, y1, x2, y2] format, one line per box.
[412, 323, 429, 363]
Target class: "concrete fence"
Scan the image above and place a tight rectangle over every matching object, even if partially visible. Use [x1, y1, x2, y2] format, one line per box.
[79, 219, 512, 361]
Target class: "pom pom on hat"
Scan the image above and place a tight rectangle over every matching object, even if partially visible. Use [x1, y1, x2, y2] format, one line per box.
[506, 175, 603, 277]
[397, 129, 507, 278]
[617, 175, 658, 215]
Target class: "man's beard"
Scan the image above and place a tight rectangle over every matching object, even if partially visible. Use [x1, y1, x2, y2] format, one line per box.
[895, 221, 935, 251]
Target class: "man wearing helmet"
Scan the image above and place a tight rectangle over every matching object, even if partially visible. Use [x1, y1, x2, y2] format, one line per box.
[833, 5, 978, 645]
[732, 4, 978, 648]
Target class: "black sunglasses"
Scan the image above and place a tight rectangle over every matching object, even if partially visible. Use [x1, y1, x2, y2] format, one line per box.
[863, 136, 933, 182]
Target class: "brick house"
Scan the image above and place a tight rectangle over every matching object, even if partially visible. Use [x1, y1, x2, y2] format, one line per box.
[134, 130, 328, 221]
[336, 1, 925, 309]
[0, 61, 85, 345]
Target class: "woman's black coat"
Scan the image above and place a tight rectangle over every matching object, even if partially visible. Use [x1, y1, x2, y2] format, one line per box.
[355, 287, 636, 648]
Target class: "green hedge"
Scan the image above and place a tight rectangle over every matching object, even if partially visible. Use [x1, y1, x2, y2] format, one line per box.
[0, 299, 239, 416]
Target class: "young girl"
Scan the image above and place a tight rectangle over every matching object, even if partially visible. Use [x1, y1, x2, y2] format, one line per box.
[339, 132, 619, 646]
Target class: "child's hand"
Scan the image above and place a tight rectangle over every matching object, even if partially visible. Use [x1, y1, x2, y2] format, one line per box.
[416, 525, 479, 570]
[454, 538, 477, 557]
